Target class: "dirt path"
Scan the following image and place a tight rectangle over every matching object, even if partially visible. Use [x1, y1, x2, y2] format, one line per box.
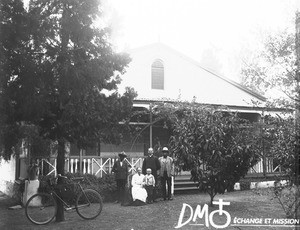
[0, 189, 299, 230]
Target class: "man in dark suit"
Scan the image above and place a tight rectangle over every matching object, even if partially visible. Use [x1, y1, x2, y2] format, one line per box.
[142, 147, 161, 201]
[112, 151, 128, 205]
[159, 147, 174, 201]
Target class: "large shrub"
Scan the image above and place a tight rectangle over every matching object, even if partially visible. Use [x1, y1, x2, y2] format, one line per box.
[274, 182, 300, 218]
[155, 102, 260, 205]
[262, 115, 297, 183]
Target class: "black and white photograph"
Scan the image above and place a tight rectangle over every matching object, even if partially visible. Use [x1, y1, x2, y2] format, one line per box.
[0, 0, 299, 229]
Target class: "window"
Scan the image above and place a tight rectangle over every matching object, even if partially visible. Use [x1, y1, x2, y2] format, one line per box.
[151, 59, 164, 90]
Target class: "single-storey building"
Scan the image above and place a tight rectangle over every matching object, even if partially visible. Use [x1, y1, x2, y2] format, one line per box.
[99, 42, 269, 157]
[1, 43, 286, 195]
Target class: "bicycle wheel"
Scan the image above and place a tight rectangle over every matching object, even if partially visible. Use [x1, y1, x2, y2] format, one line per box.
[76, 189, 103, 220]
[25, 193, 57, 225]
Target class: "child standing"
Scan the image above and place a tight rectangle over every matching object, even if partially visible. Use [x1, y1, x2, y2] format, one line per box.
[144, 168, 156, 203]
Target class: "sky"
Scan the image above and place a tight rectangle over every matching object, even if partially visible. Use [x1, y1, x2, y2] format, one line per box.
[102, 0, 298, 82]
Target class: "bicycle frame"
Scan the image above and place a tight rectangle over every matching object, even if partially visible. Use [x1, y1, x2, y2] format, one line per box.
[50, 190, 75, 211]
[49, 179, 90, 212]
[25, 175, 103, 225]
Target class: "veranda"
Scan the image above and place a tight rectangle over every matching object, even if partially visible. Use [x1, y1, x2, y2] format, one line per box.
[19, 155, 281, 178]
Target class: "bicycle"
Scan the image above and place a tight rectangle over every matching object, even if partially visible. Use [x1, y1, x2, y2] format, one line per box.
[25, 174, 103, 225]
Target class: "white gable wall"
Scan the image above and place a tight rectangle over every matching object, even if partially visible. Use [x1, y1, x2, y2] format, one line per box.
[120, 43, 264, 107]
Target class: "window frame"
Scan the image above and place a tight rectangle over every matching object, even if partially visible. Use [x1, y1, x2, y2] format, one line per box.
[151, 59, 164, 90]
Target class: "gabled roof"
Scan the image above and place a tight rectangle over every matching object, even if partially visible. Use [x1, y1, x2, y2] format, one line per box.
[129, 42, 266, 102]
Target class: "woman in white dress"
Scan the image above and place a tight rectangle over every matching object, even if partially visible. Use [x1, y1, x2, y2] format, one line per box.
[131, 167, 147, 204]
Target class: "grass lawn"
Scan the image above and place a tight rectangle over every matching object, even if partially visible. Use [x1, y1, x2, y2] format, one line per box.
[0, 188, 299, 230]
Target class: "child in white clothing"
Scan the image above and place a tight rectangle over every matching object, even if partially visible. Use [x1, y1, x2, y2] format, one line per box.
[144, 168, 155, 203]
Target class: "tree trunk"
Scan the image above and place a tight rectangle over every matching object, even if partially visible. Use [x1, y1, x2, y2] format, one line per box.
[261, 115, 266, 177]
[208, 189, 216, 207]
[295, 11, 300, 219]
[55, 138, 65, 222]
[262, 156, 267, 177]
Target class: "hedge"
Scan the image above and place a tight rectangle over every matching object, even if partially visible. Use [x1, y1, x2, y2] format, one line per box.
[38, 173, 117, 203]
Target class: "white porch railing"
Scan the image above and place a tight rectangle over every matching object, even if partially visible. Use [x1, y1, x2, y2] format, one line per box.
[36, 156, 145, 177]
[36, 156, 281, 177]
[248, 158, 281, 174]
[36, 156, 174, 196]
[29, 155, 281, 197]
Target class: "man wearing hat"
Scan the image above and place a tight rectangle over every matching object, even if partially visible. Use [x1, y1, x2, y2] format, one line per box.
[159, 147, 174, 200]
[112, 151, 128, 205]
[142, 147, 161, 201]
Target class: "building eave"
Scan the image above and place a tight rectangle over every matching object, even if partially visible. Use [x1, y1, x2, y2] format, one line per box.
[133, 98, 293, 113]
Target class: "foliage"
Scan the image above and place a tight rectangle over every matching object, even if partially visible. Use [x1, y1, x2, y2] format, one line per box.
[0, 0, 136, 221]
[11, 182, 24, 205]
[241, 30, 296, 107]
[0, 123, 54, 160]
[37, 174, 56, 194]
[154, 102, 260, 205]
[241, 28, 298, 181]
[261, 114, 297, 182]
[38, 173, 117, 203]
[239, 181, 251, 191]
[0, 0, 136, 157]
[0, 0, 30, 159]
[155, 177, 163, 198]
[274, 182, 300, 218]
[240, 29, 299, 184]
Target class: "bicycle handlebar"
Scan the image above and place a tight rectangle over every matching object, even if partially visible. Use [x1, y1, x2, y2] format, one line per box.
[57, 174, 84, 182]
[57, 174, 68, 179]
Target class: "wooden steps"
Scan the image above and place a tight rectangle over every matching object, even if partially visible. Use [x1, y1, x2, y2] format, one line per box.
[173, 173, 285, 194]
[174, 175, 198, 194]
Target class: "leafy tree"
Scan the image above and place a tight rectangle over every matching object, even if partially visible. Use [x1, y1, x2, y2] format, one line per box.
[0, 0, 31, 159]
[241, 30, 296, 107]
[262, 114, 296, 182]
[241, 28, 299, 185]
[154, 102, 260, 205]
[0, 0, 136, 221]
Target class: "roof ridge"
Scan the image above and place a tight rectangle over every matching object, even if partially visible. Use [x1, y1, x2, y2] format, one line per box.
[129, 42, 266, 102]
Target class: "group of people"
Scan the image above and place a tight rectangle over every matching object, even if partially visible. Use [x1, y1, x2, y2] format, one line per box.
[112, 147, 174, 206]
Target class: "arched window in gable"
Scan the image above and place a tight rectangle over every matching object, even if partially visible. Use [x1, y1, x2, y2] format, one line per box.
[151, 59, 164, 90]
